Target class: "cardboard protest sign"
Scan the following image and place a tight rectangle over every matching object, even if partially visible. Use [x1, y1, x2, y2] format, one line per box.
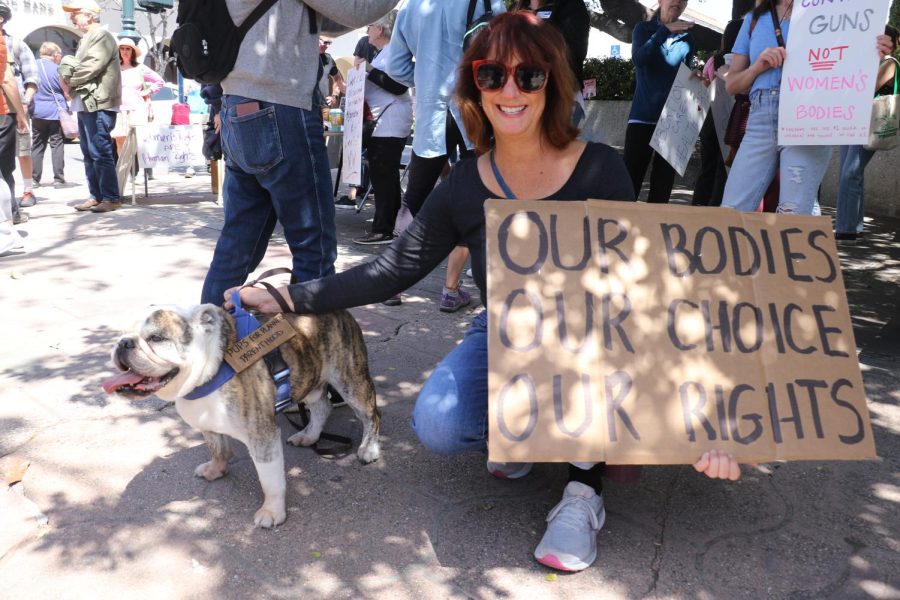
[135, 124, 204, 169]
[486, 200, 875, 465]
[710, 66, 735, 163]
[342, 63, 367, 186]
[650, 63, 710, 177]
[778, 0, 891, 145]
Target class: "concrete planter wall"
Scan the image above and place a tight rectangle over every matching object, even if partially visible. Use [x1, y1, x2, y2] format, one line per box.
[580, 100, 631, 147]
[580, 100, 900, 218]
[820, 148, 900, 219]
[580, 100, 701, 191]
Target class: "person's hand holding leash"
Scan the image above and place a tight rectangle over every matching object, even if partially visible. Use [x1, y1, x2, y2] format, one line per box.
[224, 285, 293, 313]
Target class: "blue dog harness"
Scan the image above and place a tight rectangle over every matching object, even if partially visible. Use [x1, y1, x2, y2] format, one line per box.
[185, 291, 292, 412]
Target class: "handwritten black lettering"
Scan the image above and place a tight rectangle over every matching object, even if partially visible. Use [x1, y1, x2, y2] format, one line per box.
[597, 218, 629, 274]
[498, 212, 548, 274]
[553, 373, 593, 437]
[605, 371, 639, 442]
[499, 289, 543, 352]
[497, 374, 539, 442]
[550, 215, 591, 271]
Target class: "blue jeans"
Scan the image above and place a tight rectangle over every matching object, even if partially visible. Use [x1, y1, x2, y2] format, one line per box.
[200, 96, 337, 304]
[836, 145, 874, 235]
[77, 110, 119, 202]
[411, 310, 489, 455]
[411, 310, 602, 476]
[722, 89, 830, 215]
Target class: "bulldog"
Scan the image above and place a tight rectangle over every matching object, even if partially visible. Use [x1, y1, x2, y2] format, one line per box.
[103, 304, 381, 528]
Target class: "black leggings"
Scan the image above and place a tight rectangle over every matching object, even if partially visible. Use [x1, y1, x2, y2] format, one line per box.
[366, 136, 407, 235]
[622, 122, 677, 204]
[403, 113, 473, 217]
[692, 113, 726, 207]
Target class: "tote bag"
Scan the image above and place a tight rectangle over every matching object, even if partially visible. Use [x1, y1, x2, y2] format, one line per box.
[58, 107, 79, 139]
[865, 57, 900, 152]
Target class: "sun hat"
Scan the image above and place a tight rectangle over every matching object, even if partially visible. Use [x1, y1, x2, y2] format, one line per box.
[117, 37, 142, 58]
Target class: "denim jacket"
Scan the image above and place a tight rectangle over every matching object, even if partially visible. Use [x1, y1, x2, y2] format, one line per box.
[385, 0, 506, 158]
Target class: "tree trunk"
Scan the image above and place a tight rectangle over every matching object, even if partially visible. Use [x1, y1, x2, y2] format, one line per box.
[588, 0, 649, 43]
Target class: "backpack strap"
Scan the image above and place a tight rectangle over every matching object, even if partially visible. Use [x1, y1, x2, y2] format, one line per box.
[308, 6, 318, 34]
[467, 0, 478, 29]
[236, 0, 281, 38]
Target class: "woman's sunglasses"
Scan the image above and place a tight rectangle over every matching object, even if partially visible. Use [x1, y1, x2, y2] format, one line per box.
[471, 60, 549, 94]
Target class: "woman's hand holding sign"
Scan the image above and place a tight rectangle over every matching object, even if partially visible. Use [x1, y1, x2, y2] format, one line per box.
[693, 450, 743, 481]
[754, 46, 787, 72]
[876, 34, 894, 59]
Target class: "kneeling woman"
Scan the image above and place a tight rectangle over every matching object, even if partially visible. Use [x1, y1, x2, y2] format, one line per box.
[229, 12, 741, 572]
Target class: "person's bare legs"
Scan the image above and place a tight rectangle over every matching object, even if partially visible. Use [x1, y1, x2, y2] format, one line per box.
[18, 155, 35, 206]
[440, 246, 472, 313]
[445, 246, 469, 290]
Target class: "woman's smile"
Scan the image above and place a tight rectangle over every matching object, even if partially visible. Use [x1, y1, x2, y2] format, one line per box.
[497, 104, 526, 116]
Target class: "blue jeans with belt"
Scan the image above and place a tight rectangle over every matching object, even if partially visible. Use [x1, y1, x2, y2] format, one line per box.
[200, 96, 337, 304]
[721, 89, 830, 215]
[836, 145, 875, 235]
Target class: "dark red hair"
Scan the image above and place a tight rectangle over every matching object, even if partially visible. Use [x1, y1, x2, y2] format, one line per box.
[455, 11, 578, 154]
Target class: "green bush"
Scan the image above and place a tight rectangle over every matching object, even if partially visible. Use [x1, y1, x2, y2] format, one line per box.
[581, 57, 636, 101]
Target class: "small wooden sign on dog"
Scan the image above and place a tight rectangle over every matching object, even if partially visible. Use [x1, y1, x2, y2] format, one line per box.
[224, 314, 297, 373]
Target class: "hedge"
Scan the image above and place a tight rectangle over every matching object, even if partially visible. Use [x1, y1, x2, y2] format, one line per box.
[582, 57, 636, 101]
[582, 54, 712, 101]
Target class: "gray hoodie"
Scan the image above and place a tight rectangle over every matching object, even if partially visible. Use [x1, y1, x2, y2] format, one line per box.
[223, 0, 398, 109]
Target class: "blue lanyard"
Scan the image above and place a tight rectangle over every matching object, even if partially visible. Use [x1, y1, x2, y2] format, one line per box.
[490, 150, 517, 199]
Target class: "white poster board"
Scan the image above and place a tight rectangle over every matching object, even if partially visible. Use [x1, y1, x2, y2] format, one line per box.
[342, 63, 367, 186]
[135, 124, 204, 169]
[778, 0, 891, 145]
[650, 63, 710, 177]
[710, 66, 735, 162]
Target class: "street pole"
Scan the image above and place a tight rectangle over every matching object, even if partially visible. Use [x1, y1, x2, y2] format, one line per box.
[119, 0, 141, 42]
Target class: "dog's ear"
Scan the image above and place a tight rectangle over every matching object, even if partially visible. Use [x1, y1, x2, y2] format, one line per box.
[191, 304, 223, 332]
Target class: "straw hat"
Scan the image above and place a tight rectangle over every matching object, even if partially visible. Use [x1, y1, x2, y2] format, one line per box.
[117, 37, 142, 58]
[62, 0, 102, 15]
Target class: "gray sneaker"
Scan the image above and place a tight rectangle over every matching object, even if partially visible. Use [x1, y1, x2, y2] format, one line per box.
[534, 481, 606, 572]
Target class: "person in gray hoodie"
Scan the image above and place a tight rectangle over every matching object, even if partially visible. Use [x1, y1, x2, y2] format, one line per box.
[199, 0, 397, 306]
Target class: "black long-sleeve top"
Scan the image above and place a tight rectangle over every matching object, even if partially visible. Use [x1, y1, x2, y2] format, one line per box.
[288, 142, 635, 313]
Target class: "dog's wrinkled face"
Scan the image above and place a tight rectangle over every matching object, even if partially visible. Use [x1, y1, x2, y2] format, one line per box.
[104, 304, 228, 401]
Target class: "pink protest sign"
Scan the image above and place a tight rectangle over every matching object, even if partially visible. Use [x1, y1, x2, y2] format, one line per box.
[778, 0, 891, 145]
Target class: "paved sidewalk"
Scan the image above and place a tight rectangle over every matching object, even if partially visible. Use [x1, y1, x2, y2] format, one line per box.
[1, 156, 898, 599]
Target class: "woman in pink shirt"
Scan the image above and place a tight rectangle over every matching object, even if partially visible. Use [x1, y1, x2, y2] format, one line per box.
[110, 38, 164, 155]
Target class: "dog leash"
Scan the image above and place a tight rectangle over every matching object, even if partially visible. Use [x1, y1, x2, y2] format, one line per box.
[240, 269, 353, 459]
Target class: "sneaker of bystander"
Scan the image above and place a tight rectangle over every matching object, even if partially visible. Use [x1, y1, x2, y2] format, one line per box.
[439, 284, 471, 313]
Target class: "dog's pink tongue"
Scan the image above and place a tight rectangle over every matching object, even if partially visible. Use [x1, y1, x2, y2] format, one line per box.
[102, 371, 145, 394]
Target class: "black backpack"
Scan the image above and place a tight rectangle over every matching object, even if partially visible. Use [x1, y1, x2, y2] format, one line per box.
[170, 0, 317, 84]
[463, 0, 493, 50]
